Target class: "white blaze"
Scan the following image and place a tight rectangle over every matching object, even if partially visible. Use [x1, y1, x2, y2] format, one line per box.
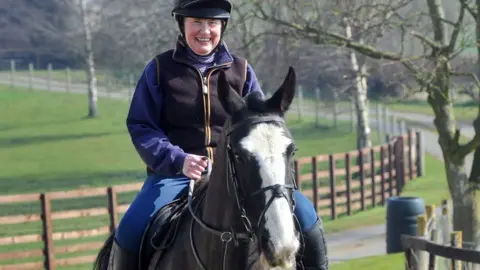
[240, 123, 299, 261]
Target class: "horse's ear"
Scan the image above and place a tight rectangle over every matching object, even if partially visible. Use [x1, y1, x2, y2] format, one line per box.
[218, 71, 245, 115]
[266, 66, 296, 114]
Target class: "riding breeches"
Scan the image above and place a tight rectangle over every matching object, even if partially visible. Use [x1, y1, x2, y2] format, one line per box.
[114, 174, 319, 253]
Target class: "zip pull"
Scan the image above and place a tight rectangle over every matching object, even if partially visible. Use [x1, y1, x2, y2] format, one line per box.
[202, 77, 208, 94]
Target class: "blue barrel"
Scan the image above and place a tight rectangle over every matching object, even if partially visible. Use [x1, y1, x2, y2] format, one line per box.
[386, 196, 425, 253]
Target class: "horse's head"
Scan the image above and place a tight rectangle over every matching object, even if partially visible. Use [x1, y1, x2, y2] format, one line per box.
[217, 67, 300, 268]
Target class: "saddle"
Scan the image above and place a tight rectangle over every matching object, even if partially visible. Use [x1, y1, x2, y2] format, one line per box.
[138, 179, 208, 269]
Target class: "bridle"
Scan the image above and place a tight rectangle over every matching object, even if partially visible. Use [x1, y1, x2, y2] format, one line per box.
[187, 114, 297, 270]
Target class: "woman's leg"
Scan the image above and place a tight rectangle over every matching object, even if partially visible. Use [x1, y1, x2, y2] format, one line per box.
[110, 174, 190, 270]
[293, 190, 329, 270]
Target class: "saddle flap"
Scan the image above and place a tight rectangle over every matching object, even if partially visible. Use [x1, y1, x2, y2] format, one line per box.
[138, 181, 209, 269]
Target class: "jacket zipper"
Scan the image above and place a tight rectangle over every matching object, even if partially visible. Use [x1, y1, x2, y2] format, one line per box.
[200, 64, 231, 161]
[180, 61, 230, 161]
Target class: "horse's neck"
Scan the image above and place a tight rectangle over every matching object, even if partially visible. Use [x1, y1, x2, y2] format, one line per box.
[201, 153, 241, 229]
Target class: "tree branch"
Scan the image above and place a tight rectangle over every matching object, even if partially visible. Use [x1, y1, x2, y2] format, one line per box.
[447, 0, 466, 53]
[411, 31, 442, 49]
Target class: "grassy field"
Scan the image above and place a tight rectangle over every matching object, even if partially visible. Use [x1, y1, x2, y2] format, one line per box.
[0, 69, 133, 89]
[0, 84, 451, 269]
[331, 253, 405, 270]
[0, 85, 379, 196]
[0, 84, 386, 268]
[386, 99, 477, 124]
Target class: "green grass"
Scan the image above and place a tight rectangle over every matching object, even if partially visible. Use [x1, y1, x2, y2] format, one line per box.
[0, 69, 131, 88]
[331, 253, 405, 270]
[0, 84, 387, 269]
[323, 154, 450, 233]
[386, 99, 478, 124]
[0, 84, 442, 269]
[0, 86, 143, 195]
[0, 85, 375, 197]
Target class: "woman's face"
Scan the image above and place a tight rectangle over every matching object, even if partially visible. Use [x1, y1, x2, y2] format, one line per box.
[184, 17, 222, 55]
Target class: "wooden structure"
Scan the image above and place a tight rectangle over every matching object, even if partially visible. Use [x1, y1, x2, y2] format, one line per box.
[402, 199, 480, 270]
[0, 131, 423, 269]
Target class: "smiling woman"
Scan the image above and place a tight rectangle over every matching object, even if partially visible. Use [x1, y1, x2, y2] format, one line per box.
[93, 0, 328, 269]
[184, 17, 223, 55]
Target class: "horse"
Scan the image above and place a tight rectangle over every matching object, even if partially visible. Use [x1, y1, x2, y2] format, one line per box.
[94, 66, 301, 270]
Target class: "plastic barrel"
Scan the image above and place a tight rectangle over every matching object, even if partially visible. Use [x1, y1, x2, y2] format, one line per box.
[386, 196, 425, 253]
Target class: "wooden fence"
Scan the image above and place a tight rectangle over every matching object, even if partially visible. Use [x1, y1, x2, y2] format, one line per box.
[294, 131, 423, 219]
[402, 200, 480, 270]
[402, 234, 480, 269]
[0, 131, 423, 269]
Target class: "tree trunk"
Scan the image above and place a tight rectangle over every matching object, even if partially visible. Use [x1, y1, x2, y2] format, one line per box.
[81, 0, 98, 118]
[428, 56, 479, 249]
[344, 19, 371, 149]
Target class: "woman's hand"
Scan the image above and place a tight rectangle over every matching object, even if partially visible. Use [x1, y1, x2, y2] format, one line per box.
[182, 154, 208, 180]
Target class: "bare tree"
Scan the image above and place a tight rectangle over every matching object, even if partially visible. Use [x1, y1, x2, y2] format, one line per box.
[94, 0, 178, 70]
[81, 0, 98, 117]
[252, 0, 416, 149]
[253, 0, 480, 247]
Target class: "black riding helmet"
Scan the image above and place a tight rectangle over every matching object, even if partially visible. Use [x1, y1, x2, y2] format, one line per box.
[171, 0, 232, 37]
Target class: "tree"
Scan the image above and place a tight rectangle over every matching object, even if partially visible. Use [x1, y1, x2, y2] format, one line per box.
[252, 0, 415, 149]
[80, 0, 98, 117]
[253, 0, 480, 247]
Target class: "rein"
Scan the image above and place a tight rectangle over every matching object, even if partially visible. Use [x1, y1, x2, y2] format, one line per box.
[186, 115, 297, 270]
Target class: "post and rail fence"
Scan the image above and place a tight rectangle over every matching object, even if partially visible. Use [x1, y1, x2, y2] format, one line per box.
[0, 131, 423, 269]
[401, 200, 480, 270]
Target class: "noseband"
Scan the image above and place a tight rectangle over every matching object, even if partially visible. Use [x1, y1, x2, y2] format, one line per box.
[186, 115, 297, 270]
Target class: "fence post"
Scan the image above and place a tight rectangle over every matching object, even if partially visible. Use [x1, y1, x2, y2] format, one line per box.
[382, 106, 388, 135]
[311, 156, 318, 213]
[28, 63, 34, 91]
[408, 131, 413, 181]
[415, 131, 424, 177]
[387, 142, 394, 197]
[380, 145, 386, 205]
[345, 153, 352, 215]
[332, 92, 338, 128]
[415, 214, 428, 270]
[394, 136, 405, 195]
[376, 103, 382, 143]
[129, 73, 134, 101]
[297, 85, 303, 121]
[66, 67, 71, 92]
[358, 149, 365, 211]
[370, 148, 376, 207]
[47, 63, 52, 91]
[315, 88, 320, 127]
[451, 231, 462, 270]
[40, 193, 55, 270]
[107, 187, 118, 233]
[328, 154, 337, 220]
[350, 100, 355, 133]
[10, 59, 15, 88]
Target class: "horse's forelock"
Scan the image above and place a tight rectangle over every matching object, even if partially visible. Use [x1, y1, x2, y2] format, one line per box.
[244, 91, 268, 113]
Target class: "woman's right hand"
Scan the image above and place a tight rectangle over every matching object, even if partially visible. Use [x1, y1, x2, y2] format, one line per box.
[182, 154, 208, 180]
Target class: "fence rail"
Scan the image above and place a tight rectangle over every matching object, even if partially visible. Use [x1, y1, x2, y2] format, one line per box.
[0, 131, 423, 269]
[402, 199, 480, 270]
[402, 235, 480, 269]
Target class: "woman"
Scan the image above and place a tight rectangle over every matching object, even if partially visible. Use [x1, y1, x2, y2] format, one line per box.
[110, 0, 328, 269]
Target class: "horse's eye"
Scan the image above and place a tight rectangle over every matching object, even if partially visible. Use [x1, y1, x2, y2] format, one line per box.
[288, 146, 298, 158]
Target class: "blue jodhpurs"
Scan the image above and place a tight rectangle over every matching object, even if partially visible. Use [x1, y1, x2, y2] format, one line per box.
[115, 174, 318, 253]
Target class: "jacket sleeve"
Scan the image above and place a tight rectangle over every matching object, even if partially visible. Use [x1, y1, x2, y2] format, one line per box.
[126, 59, 187, 176]
[242, 63, 265, 98]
